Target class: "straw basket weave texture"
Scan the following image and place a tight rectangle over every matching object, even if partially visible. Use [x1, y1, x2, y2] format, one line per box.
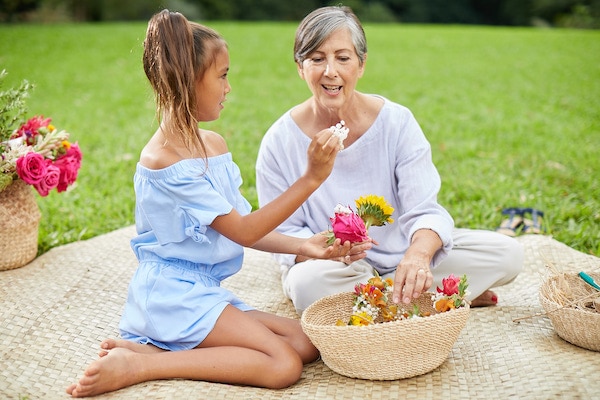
[0, 180, 40, 271]
[301, 291, 470, 380]
[539, 272, 600, 351]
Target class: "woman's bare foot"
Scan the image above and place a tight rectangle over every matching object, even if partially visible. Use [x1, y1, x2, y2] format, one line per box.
[471, 290, 498, 307]
[66, 347, 148, 397]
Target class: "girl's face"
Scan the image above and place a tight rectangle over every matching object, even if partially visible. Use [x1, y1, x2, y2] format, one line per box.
[195, 46, 231, 122]
[297, 28, 365, 110]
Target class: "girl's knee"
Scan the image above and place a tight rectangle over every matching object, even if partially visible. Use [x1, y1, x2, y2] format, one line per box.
[264, 354, 303, 389]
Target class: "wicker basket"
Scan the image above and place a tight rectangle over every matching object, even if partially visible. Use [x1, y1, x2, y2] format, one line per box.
[0, 180, 41, 271]
[539, 272, 600, 352]
[301, 291, 470, 380]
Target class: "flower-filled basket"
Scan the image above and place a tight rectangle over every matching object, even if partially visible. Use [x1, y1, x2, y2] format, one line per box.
[301, 280, 470, 380]
[1, 71, 82, 270]
[0, 179, 41, 270]
[539, 271, 600, 352]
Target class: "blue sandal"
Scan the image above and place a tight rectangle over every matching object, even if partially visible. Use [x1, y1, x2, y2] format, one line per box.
[496, 207, 525, 237]
[522, 208, 545, 234]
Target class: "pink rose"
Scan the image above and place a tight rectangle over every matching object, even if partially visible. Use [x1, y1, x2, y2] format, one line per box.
[331, 211, 369, 243]
[16, 152, 48, 184]
[34, 162, 60, 197]
[54, 143, 82, 192]
[437, 274, 461, 296]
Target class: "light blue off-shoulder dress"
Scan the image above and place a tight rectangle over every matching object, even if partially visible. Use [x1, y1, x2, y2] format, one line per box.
[119, 154, 254, 351]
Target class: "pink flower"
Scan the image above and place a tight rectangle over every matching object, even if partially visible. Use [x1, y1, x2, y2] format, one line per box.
[34, 162, 60, 197]
[16, 152, 48, 184]
[437, 274, 461, 296]
[54, 143, 82, 192]
[12, 116, 51, 146]
[331, 211, 369, 243]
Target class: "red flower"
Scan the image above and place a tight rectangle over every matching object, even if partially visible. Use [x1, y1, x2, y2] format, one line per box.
[34, 162, 60, 197]
[54, 142, 82, 192]
[331, 210, 369, 243]
[16, 152, 47, 184]
[12, 116, 51, 146]
[437, 274, 461, 296]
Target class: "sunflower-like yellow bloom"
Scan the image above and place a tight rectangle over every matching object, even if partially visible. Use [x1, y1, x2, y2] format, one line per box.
[347, 312, 373, 326]
[355, 195, 394, 229]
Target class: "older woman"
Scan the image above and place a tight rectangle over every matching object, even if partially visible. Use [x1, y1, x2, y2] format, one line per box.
[256, 5, 524, 314]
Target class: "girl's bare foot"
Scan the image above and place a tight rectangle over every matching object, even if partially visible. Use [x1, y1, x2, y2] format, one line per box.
[66, 347, 147, 397]
[98, 338, 163, 357]
[471, 290, 498, 307]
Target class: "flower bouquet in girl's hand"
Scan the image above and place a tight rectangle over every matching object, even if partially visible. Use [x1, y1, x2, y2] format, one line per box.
[0, 71, 82, 196]
[327, 195, 394, 244]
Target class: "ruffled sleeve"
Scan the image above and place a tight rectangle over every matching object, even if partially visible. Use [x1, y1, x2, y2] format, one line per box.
[134, 157, 248, 247]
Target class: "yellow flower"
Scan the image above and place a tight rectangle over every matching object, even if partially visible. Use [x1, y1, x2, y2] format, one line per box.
[355, 195, 394, 229]
[348, 312, 373, 326]
[381, 304, 398, 322]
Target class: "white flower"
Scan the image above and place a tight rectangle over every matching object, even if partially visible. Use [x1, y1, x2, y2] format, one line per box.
[333, 203, 353, 215]
[7, 136, 25, 148]
[329, 120, 349, 149]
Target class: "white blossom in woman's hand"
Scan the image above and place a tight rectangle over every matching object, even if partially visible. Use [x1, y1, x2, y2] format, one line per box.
[329, 120, 349, 149]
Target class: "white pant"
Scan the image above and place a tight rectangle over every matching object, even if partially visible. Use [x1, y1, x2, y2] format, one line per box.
[282, 228, 524, 314]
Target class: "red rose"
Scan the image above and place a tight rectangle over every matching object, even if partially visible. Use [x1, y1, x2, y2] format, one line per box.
[16, 152, 47, 185]
[437, 274, 460, 296]
[331, 211, 369, 243]
[34, 163, 60, 197]
[54, 143, 82, 192]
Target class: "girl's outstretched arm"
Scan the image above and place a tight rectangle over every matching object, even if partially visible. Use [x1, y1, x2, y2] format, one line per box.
[252, 230, 372, 261]
[211, 128, 340, 247]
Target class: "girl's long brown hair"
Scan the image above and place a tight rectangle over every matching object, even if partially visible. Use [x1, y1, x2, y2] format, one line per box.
[143, 9, 224, 158]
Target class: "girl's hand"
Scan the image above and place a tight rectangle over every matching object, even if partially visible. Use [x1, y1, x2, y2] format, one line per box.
[304, 129, 341, 184]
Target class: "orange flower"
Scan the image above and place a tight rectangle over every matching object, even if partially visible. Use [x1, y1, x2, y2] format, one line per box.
[434, 298, 456, 312]
[364, 284, 386, 308]
[368, 276, 385, 290]
[381, 304, 398, 322]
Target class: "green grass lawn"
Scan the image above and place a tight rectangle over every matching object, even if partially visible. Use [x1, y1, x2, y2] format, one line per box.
[0, 22, 598, 256]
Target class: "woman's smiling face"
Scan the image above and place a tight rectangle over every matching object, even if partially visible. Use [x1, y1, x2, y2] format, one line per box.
[297, 28, 365, 110]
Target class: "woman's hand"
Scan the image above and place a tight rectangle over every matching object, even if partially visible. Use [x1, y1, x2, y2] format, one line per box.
[392, 253, 434, 304]
[303, 129, 341, 185]
[391, 229, 441, 304]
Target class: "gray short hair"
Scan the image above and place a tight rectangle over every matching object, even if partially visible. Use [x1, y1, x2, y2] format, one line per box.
[294, 6, 367, 66]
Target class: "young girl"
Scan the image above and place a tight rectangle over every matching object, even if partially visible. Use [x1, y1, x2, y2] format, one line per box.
[67, 10, 370, 397]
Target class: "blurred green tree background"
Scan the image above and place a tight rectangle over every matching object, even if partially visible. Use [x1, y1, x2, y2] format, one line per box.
[1, 0, 599, 28]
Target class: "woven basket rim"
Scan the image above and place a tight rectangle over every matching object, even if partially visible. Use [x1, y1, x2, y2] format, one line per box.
[301, 290, 471, 379]
[301, 291, 470, 327]
[539, 271, 600, 306]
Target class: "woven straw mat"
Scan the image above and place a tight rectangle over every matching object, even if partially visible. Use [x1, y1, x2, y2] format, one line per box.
[1, 226, 599, 399]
